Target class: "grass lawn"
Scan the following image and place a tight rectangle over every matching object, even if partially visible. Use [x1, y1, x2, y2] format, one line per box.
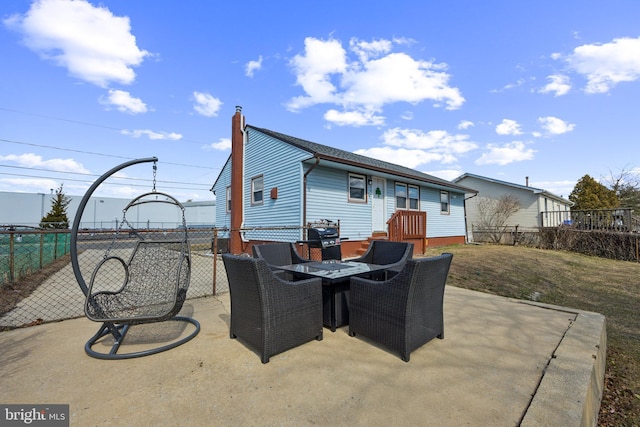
[423, 244, 640, 426]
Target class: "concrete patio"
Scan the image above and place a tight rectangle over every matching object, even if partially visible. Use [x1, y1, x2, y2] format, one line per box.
[0, 286, 606, 426]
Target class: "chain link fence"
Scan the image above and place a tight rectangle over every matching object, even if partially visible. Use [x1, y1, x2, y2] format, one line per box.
[1, 229, 71, 285]
[0, 226, 314, 330]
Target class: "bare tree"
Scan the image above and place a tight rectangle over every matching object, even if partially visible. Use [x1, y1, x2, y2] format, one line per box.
[475, 194, 521, 243]
[604, 166, 640, 211]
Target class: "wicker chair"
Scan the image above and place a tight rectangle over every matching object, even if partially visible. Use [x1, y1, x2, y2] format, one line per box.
[222, 254, 323, 363]
[348, 253, 453, 362]
[350, 240, 414, 279]
[252, 242, 311, 278]
[252, 242, 309, 266]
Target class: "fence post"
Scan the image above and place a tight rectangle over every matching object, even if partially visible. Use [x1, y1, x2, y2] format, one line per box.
[9, 231, 15, 282]
[212, 229, 218, 295]
[39, 231, 44, 269]
[54, 231, 58, 260]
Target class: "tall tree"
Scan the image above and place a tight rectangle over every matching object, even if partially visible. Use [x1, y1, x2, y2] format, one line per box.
[569, 174, 619, 210]
[40, 184, 71, 229]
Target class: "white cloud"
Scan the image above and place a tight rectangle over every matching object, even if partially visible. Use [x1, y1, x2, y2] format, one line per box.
[0, 177, 60, 192]
[287, 37, 347, 110]
[426, 169, 464, 181]
[245, 55, 263, 77]
[286, 36, 464, 124]
[475, 141, 535, 165]
[324, 109, 385, 127]
[503, 78, 526, 91]
[400, 111, 414, 121]
[538, 116, 575, 135]
[193, 91, 223, 117]
[381, 128, 477, 154]
[121, 129, 183, 140]
[352, 127, 477, 169]
[203, 138, 231, 151]
[495, 119, 523, 136]
[566, 36, 640, 94]
[3, 0, 150, 87]
[354, 146, 453, 169]
[458, 120, 474, 130]
[349, 38, 393, 62]
[100, 89, 147, 114]
[539, 74, 571, 96]
[0, 153, 89, 173]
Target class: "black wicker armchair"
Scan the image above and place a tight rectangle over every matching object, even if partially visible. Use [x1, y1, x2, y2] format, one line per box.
[222, 254, 323, 363]
[348, 253, 453, 362]
[252, 242, 311, 278]
[350, 240, 414, 279]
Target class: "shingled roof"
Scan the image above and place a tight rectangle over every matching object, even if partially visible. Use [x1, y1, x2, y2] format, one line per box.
[247, 125, 475, 193]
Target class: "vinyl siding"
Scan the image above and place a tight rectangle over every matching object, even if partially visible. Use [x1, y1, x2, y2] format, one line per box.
[305, 165, 373, 241]
[212, 128, 468, 242]
[243, 129, 312, 241]
[213, 159, 231, 229]
[457, 176, 571, 230]
[387, 181, 466, 238]
[422, 188, 466, 237]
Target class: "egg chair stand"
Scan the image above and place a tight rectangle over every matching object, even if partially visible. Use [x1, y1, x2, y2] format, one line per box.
[70, 157, 200, 360]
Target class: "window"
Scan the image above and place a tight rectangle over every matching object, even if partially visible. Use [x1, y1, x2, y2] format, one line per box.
[349, 173, 366, 202]
[226, 186, 231, 212]
[251, 175, 264, 205]
[408, 185, 419, 210]
[440, 191, 450, 214]
[396, 183, 420, 210]
[395, 183, 407, 209]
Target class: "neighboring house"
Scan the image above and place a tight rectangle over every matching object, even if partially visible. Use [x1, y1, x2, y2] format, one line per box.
[452, 173, 573, 241]
[211, 107, 476, 256]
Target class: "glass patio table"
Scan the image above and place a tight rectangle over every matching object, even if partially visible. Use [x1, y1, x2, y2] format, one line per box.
[278, 260, 386, 331]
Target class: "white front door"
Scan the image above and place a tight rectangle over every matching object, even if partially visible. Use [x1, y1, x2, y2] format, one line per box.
[371, 177, 386, 232]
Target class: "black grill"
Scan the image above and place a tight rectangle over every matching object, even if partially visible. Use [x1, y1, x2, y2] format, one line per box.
[307, 221, 341, 260]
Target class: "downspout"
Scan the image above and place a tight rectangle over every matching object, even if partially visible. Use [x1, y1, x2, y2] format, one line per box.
[463, 193, 478, 244]
[302, 156, 320, 237]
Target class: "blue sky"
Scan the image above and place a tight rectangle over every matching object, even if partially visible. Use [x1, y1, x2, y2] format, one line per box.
[2, 0, 640, 202]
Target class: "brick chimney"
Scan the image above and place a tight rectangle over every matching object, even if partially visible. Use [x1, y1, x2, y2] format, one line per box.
[230, 106, 244, 254]
[526, 176, 529, 187]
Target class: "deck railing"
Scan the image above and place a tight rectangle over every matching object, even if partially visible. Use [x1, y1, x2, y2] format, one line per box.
[540, 208, 640, 232]
[387, 210, 427, 241]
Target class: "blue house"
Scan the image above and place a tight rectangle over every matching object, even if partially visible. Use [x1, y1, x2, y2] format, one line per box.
[211, 107, 475, 256]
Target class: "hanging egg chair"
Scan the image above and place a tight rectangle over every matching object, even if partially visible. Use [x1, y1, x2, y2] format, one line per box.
[70, 157, 200, 359]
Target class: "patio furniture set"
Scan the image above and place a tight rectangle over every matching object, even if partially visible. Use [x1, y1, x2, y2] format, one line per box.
[70, 158, 452, 363]
[224, 241, 453, 363]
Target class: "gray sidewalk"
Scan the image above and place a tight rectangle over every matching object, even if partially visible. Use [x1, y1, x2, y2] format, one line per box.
[0, 286, 606, 426]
